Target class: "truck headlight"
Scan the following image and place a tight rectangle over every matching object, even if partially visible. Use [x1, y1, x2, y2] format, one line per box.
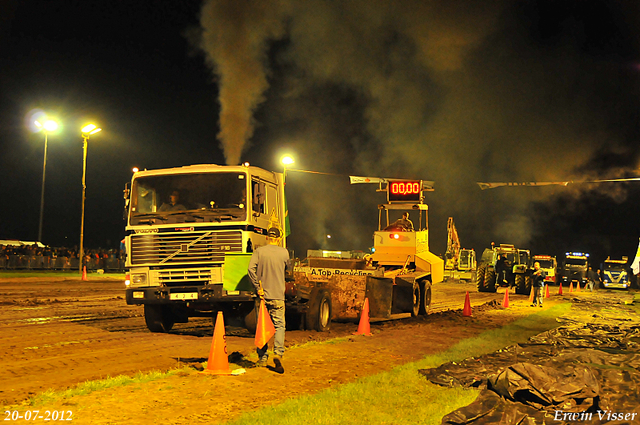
[132, 273, 147, 285]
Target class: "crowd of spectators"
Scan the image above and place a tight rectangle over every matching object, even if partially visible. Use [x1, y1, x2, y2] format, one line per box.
[0, 243, 125, 271]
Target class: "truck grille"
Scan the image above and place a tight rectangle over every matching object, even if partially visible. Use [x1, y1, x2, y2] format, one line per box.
[130, 230, 242, 266]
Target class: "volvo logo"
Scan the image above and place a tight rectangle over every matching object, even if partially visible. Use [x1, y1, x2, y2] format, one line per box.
[135, 229, 158, 234]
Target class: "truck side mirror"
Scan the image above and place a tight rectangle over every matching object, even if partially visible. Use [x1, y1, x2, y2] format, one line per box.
[123, 183, 130, 221]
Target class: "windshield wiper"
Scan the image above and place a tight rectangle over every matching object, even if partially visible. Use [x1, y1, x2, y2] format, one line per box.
[161, 211, 207, 220]
[134, 215, 169, 224]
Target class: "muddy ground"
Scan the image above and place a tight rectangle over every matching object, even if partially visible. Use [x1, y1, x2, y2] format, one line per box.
[0, 276, 634, 424]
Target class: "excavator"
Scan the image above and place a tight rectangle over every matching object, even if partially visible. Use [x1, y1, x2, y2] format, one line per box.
[444, 217, 476, 282]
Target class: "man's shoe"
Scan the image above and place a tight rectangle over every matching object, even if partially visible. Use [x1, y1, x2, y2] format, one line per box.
[256, 358, 268, 368]
[273, 355, 284, 374]
[539, 304, 543, 307]
[530, 304, 535, 307]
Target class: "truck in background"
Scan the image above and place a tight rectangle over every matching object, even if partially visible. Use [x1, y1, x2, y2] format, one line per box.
[559, 252, 589, 288]
[476, 243, 531, 294]
[601, 256, 630, 290]
[532, 255, 557, 285]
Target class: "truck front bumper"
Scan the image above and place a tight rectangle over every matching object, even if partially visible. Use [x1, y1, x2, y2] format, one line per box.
[125, 285, 255, 305]
[602, 282, 630, 289]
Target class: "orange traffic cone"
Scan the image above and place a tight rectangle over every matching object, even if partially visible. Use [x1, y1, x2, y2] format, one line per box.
[529, 286, 535, 303]
[502, 287, 510, 308]
[353, 298, 372, 336]
[81, 266, 87, 281]
[569, 282, 574, 293]
[462, 291, 472, 317]
[202, 311, 232, 375]
[545, 284, 550, 298]
[577, 281, 581, 291]
[558, 282, 563, 295]
[255, 299, 275, 348]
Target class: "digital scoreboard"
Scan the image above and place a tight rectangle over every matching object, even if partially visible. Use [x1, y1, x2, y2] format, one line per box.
[387, 180, 422, 202]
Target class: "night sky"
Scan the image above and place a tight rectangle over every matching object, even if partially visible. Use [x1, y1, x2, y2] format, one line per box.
[2, 0, 640, 269]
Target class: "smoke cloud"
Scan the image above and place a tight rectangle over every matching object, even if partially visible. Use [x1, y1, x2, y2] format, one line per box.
[197, 0, 287, 165]
[195, 1, 640, 258]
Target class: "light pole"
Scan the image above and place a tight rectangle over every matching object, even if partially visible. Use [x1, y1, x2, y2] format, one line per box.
[79, 124, 102, 275]
[34, 119, 59, 243]
[281, 155, 294, 183]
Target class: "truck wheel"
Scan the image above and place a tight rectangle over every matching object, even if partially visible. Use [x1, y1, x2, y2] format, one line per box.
[243, 306, 257, 333]
[144, 304, 175, 333]
[484, 269, 497, 293]
[525, 276, 532, 295]
[476, 265, 487, 292]
[515, 274, 526, 295]
[419, 280, 432, 315]
[306, 289, 332, 332]
[411, 282, 421, 317]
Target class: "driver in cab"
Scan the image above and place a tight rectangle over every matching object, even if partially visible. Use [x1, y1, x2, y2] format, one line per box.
[385, 212, 414, 231]
[159, 190, 186, 212]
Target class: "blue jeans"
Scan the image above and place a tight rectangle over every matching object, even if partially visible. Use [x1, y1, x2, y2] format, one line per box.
[257, 299, 286, 360]
[532, 285, 544, 306]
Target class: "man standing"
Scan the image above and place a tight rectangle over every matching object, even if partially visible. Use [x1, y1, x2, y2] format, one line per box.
[496, 254, 510, 286]
[531, 262, 547, 307]
[587, 266, 598, 291]
[248, 227, 289, 373]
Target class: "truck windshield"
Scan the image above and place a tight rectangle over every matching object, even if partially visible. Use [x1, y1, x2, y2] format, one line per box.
[604, 262, 626, 271]
[130, 172, 247, 224]
[536, 260, 554, 269]
[565, 258, 587, 267]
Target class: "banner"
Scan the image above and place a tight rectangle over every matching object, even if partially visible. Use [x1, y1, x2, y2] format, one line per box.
[477, 181, 570, 190]
[349, 176, 386, 184]
[477, 177, 640, 190]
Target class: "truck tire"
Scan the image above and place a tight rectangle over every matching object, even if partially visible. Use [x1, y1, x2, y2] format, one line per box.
[410, 282, 421, 317]
[244, 306, 257, 333]
[484, 269, 497, 293]
[525, 276, 532, 295]
[515, 274, 527, 295]
[144, 304, 175, 333]
[306, 289, 332, 332]
[476, 265, 487, 292]
[419, 280, 432, 315]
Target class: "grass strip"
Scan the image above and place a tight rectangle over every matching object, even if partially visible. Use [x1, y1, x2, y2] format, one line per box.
[225, 303, 571, 425]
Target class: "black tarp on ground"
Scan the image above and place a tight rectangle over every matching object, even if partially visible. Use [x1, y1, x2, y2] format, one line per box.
[419, 297, 640, 424]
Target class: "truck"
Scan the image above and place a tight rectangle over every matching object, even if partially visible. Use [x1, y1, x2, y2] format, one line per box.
[444, 217, 477, 282]
[532, 255, 558, 285]
[124, 165, 443, 333]
[476, 243, 532, 294]
[601, 256, 630, 290]
[559, 252, 589, 288]
[292, 178, 443, 324]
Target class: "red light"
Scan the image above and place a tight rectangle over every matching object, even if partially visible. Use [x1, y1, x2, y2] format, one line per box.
[390, 233, 400, 240]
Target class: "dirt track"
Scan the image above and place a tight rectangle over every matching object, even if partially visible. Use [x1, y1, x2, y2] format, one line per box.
[5, 277, 633, 424]
[0, 276, 510, 407]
